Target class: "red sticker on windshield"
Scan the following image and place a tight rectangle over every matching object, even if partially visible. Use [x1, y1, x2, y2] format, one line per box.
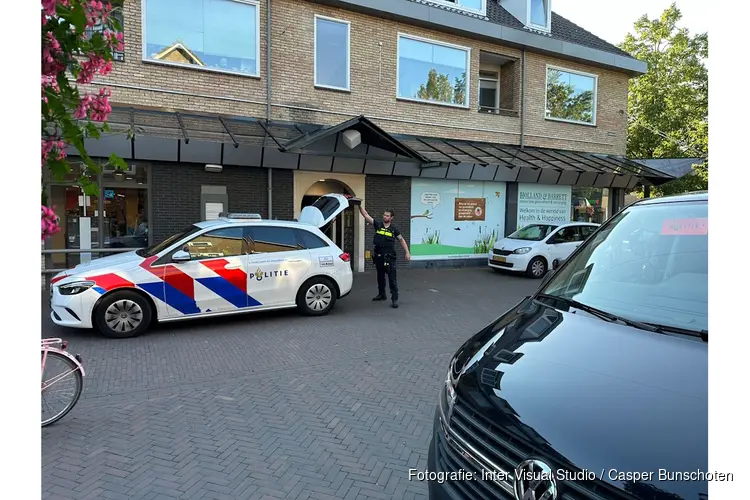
[661, 218, 708, 235]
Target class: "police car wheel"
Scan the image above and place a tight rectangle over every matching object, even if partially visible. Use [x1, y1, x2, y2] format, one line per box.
[297, 277, 337, 316]
[94, 290, 153, 339]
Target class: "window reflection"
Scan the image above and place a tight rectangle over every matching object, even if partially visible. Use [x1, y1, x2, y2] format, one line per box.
[546, 67, 597, 124]
[315, 17, 350, 89]
[571, 187, 609, 223]
[397, 35, 469, 107]
[144, 0, 259, 76]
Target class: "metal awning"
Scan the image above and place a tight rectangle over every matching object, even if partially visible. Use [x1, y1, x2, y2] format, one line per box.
[68, 106, 675, 187]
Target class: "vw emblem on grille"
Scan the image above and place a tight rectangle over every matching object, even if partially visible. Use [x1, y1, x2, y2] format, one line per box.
[513, 459, 558, 500]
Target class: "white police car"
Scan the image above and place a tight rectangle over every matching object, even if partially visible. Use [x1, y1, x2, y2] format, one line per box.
[488, 222, 599, 278]
[50, 194, 355, 338]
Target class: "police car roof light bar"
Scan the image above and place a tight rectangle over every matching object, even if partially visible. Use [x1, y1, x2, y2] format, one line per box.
[219, 212, 263, 220]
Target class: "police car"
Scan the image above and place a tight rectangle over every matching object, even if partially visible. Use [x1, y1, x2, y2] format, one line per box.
[50, 194, 355, 339]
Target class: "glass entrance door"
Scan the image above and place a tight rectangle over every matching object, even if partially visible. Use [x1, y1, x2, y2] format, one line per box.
[47, 185, 100, 268]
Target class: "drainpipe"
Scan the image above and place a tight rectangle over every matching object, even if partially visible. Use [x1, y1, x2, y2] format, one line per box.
[266, 0, 273, 219]
[520, 48, 526, 148]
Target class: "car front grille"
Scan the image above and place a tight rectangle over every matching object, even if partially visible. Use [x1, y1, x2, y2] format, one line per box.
[493, 249, 514, 256]
[440, 395, 637, 500]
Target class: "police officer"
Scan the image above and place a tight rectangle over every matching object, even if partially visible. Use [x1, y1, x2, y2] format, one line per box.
[358, 204, 410, 308]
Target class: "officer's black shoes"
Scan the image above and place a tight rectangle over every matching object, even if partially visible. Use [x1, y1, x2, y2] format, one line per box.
[372, 294, 387, 301]
[391, 300, 399, 308]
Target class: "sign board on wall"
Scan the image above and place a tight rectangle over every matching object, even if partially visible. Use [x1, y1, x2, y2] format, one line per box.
[410, 179, 506, 260]
[454, 198, 486, 221]
[516, 184, 572, 229]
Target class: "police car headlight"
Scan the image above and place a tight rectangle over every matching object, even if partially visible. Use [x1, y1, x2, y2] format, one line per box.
[514, 247, 532, 254]
[59, 281, 95, 295]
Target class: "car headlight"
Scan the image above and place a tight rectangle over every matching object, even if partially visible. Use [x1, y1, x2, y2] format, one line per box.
[514, 247, 532, 254]
[58, 281, 95, 295]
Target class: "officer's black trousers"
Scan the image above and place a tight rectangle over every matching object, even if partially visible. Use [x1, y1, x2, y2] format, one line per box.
[373, 252, 398, 300]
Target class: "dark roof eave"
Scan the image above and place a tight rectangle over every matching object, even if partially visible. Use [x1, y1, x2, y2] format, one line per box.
[307, 0, 647, 76]
[280, 115, 431, 163]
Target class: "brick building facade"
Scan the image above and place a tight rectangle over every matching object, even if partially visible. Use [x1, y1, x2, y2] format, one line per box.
[48, 0, 674, 274]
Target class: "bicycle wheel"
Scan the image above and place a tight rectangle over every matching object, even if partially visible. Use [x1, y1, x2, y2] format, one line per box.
[42, 351, 83, 427]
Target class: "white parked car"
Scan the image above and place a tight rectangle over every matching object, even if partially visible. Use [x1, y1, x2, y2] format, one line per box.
[50, 194, 355, 339]
[488, 222, 599, 278]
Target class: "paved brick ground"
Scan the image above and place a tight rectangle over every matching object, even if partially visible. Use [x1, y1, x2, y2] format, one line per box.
[42, 268, 538, 500]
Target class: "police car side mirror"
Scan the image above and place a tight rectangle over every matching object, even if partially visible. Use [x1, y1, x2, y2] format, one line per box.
[172, 250, 191, 263]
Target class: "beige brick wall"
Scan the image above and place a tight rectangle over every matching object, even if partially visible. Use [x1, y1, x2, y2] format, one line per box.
[92, 0, 630, 155]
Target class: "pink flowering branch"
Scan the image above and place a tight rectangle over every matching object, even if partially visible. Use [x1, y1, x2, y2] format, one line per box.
[42, 0, 127, 240]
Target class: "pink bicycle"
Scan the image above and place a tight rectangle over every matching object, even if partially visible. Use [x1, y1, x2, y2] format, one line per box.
[41, 338, 85, 427]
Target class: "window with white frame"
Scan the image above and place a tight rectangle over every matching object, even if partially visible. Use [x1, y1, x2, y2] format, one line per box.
[545, 66, 598, 125]
[434, 0, 485, 15]
[478, 71, 499, 112]
[314, 16, 350, 90]
[142, 0, 260, 77]
[528, 0, 550, 31]
[397, 35, 470, 108]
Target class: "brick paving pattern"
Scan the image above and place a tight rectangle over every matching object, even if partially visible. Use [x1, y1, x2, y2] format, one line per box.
[42, 268, 538, 500]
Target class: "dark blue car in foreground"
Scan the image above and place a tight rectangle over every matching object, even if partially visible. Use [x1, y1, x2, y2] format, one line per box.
[428, 192, 709, 500]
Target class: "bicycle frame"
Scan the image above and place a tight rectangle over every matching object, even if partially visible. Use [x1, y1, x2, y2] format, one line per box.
[41, 338, 85, 391]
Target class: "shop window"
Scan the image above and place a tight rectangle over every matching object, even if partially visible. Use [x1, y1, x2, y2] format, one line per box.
[571, 187, 609, 224]
[184, 227, 248, 260]
[46, 185, 101, 269]
[143, 0, 260, 77]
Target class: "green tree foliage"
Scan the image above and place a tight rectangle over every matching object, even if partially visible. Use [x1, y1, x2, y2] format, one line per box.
[619, 3, 708, 196]
[417, 69, 467, 106]
[546, 69, 594, 123]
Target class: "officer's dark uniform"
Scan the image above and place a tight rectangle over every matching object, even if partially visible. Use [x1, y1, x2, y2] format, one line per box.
[371, 219, 401, 306]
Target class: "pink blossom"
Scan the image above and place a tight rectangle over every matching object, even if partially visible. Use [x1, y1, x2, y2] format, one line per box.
[42, 0, 56, 16]
[42, 205, 61, 241]
[42, 139, 67, 163]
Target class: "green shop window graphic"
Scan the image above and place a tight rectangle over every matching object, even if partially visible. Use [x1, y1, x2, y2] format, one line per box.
[409, 180, 506, 259]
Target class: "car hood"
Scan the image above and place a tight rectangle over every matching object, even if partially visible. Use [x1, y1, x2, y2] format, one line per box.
[53, 251, 144, 282]
[450, 297, 708, 499]
[493, 237, 541, 251]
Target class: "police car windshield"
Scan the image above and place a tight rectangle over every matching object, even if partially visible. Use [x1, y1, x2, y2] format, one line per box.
[136, 225, 202, 258]
[508, 224, 557, 241]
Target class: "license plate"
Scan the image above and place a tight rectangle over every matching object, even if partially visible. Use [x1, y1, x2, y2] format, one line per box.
[492, 255, 506, 263]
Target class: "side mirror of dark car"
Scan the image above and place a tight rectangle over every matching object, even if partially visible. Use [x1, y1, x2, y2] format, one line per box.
[552, 258, 565, 270]
[172, 250, 191, 263]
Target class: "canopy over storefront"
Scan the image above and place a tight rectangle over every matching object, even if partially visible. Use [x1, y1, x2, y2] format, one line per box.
[67, 106, 676, 189]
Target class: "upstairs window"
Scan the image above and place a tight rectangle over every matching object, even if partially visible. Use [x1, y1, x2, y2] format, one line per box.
[314, 15, 351, 91]
[528, 0, 551, 31]
[545, 66, 598, 126]
[84, 0, 124, 61]
[142, 0, 260, 77]
[436, 0, 485, 15]
[397, 34, 470, 108]
[478, 71, 499, 113]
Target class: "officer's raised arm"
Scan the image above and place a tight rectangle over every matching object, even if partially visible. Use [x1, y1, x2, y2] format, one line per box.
[358, 204, 374, 225]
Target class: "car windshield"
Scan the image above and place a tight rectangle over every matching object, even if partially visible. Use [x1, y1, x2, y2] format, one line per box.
[539, 199, 708, 334]
[508, 224, 557, 241]
[136, 225, 202, 258]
